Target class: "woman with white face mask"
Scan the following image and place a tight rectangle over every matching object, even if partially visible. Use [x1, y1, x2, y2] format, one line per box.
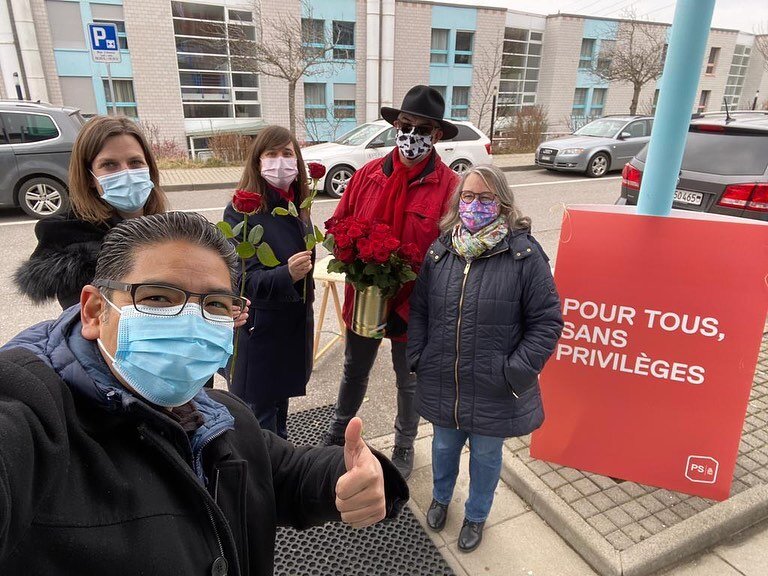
[222, 125, 315, 439]
[14, 116, 169, 310]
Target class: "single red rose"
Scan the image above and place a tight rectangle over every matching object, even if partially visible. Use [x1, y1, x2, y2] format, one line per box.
[373, 248, 391, 264]
[383, 236, 400, 251]
[371, 222, 391, 235]
[399, 242, 421, 264]
[232, 189, 263, 214]
[324, 216, 339, 233]
[357, 237, 374, 261]
[308, 162, 327, 180]
[334, 232, 352, 249]
[347, 224, 365, 240]
[336, 246, 355, 263]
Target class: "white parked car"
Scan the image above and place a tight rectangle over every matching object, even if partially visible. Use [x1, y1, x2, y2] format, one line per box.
[302, 119, 492, 198]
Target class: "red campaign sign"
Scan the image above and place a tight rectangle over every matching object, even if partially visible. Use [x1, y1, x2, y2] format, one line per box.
[530, 205, 768, 501]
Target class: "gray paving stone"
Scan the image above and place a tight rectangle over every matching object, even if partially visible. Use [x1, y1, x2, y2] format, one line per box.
[622, 522, 652, 544]
[528, 459, 554, 476]
[639, 515, 666, 535]
[571, 498, 601, 519]
[658, 553, 744, 575]
[621, 482, 649, 498]
[559, 467, 585, 483]
[573, 477, 601, 497]
[669, 501, 698, 521]
[622, 500, 651, 521]
[654, 509, 683, 528]
[587, 492, 616, 513]
[637, 493, 667, 515]
[604, 485, 632, 506]
[740, 455, 761, 472]
[589, 474, 616, 490]
[541, 470, 568, 490]
[554, 483, 582, 504]
[685, 496, 714, 513]
[605, 529, 634, 551]
[604, 506, 634, 529]
[586, 512, 617, 537]
[715, 520, 768, 576]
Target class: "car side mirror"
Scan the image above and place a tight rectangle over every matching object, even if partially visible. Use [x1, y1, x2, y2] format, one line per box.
[620, 131, 632, 139]
[367, 141, 385, 148]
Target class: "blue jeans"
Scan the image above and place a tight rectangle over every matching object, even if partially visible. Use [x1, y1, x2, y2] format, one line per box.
[432, 425, 504, 523]
[248, 398, 289, 439]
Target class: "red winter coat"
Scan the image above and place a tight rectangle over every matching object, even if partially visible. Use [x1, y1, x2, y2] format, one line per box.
[333, 150, 459, 342]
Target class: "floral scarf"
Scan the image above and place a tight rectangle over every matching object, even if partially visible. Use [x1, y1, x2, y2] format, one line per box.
[451, 217, 509, 260]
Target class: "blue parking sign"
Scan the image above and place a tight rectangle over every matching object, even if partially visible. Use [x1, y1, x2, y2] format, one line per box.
[88, 23, 122, 63]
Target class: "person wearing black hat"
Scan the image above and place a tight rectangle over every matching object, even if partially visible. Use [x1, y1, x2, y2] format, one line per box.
[322, 85, 460, 480]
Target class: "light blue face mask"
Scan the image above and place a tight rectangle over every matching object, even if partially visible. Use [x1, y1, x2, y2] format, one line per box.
[97, 298, 234, 407]
[94, 167, 153, 213]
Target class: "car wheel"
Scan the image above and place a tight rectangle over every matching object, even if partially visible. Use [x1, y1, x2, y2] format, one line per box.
[450, 159, 472, 175]
[18, 177, 69, 218]
[325, 165, 355, 199]
[586, 153, 610, 178]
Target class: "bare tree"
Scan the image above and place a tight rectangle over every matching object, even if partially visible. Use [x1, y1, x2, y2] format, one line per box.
[299, 113, 347, 145]
[755, 23, 768, 70]
[468, 34, 503, 136]
[221, 1, 339, 134]
[590, 9, 667, 115]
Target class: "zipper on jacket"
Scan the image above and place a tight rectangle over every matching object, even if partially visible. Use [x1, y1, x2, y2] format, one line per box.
[454, 260, 472, 427]
[205, 500, 229, 576]
[194, 427, 229, 480]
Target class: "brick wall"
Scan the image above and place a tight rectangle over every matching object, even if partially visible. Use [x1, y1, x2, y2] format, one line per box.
[537, 16, 583, 133]
[469, 7, 506, 135]
[697, 29, 738, 113]
[29, 0, 61, 105]
[355, 0, 367, 124]
[392, 1, 431, 108]
[742, 42, 767, 110]
[123, 0, 187, 147]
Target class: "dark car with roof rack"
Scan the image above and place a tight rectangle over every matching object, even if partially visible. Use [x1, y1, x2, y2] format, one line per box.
[616, 111, 768, 221]
[0, 100, 85, 218]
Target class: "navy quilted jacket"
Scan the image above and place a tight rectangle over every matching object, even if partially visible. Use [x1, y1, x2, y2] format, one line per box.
[407, 228, 564, 438]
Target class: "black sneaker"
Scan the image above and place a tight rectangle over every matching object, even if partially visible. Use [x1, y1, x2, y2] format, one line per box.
[426, 499, 449, 532]
[390, 445, 414, 480]
[458, 519, 485, 553]
[321, 432, 345, 447]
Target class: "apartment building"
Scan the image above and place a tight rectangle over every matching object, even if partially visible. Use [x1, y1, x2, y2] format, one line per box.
[2, 0, 766, 153]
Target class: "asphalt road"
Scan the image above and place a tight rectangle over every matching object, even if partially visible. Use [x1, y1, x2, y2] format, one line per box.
[0, 167, 622, 440]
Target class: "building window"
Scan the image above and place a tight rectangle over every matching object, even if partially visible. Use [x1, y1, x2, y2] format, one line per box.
[451, 86, 470, 119]
[722, 44, 750, 110]
[590, 88, 607, 117]
[304, 82, 327, 119]
[333, 83, 356, 119]
[103, 79, 138, 117]
[597, 39, 615, 70]
[430, 85, 447, 100]
[454, 31, 474, 65]
[499, 27, 543, 117]
[706, 47, 720, 74]
[698, 90, 711, 113]
[302, 18, 326, 58]
[571, 88, 588, 117]
[430, 29, 449, 64]
[579, 38, 595, 69]
[172, 1, 260, 119]
[92, 19, 128, 50]
[332, 21, 355, 61]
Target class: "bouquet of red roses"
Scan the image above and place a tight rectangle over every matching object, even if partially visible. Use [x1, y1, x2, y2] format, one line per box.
[323, 216, 420, 300]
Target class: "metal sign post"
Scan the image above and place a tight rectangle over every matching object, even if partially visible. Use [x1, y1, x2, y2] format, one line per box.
[87, 23, 121, 116]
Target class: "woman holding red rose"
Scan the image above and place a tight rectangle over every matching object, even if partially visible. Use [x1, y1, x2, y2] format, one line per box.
[223, 125, 315, 439]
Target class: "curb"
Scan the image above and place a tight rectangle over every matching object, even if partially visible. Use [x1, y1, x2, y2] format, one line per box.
[498, 164, 540, 172]
[500, 448, 768, 576]
[163, 181, 239, 193]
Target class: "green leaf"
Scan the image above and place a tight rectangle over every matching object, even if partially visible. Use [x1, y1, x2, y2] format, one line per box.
[300, 196, 312, 210]
[248, 224, 264, 245]
[271, 207, 290, 216]
[327, 259, 346, 274]
[288, 201, 298, 217]
[236, 241, 256, 259]
[363, 263, 380, 276]
[322, 235, 336, 251]
[305, 233, 317, 250]
[313, 225, 325, 242]
[232, 221, 245, 238]
[256, 242, 280, 267]
[216, 221, 234, 239]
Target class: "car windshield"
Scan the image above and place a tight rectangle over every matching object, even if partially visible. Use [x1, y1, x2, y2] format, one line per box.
[574, 119, 627, 138]
[334, 124, 384, 146]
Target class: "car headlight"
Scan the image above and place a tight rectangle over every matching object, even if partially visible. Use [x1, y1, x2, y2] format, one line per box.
[560, 148, 585, 155]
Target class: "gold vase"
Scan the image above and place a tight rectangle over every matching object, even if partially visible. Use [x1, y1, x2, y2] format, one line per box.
[351, 285, 389, 338]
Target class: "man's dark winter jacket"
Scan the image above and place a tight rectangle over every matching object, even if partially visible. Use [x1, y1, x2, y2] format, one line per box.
[13, 212, 121, 309]
[0, 307, 407, 576]
[407, 229, 564, 438]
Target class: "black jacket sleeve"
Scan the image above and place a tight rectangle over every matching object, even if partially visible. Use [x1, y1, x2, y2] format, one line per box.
[0, 349, 69, 562]
[406, 247, 434, 372]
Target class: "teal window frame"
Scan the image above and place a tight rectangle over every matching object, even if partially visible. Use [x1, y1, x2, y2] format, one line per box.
[430, 28, 449, 65]
[454, 30, 474, 66]
[579, 38, 595, 69]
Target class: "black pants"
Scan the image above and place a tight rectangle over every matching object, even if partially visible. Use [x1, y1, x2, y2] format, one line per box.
[248, 399, 289, 439]
[327, 329, 419, 448]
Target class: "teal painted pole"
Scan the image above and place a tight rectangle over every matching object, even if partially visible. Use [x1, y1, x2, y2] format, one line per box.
[637, 0, 716, 216]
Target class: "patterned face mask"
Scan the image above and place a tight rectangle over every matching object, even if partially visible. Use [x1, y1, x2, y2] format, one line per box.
[396, 127, 433, 161]
[459, 199, 501, 233]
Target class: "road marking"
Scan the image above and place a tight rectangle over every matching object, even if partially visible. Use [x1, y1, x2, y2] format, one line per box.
[0, 218, 36, 227]
[509, 176, 621, 188]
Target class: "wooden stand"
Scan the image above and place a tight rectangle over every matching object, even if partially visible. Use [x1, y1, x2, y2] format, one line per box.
[312, 255, 346, 364]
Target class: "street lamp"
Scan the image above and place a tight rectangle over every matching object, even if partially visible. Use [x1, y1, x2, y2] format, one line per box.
[12, 72, 23, 100]
[752, 90, 760, 111]
[489, 85, 498, 149]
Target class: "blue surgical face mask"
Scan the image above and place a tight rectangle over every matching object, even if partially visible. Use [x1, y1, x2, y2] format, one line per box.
[94, 167, 153, 213]
[97, 298, 234, 407]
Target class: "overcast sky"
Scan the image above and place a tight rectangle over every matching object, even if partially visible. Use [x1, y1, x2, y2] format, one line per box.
[424, 0, 767, 34]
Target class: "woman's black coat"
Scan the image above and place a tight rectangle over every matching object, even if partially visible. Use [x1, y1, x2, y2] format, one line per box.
[223, 188, 315, 404]
[407, 228, 564, 438]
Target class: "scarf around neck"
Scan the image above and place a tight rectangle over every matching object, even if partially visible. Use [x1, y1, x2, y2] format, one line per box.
[373, 150, 432, 238]
[451, 217, 509, 259]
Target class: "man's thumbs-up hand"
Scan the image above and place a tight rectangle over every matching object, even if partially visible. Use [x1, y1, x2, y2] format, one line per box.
[335, 417, 386, 528]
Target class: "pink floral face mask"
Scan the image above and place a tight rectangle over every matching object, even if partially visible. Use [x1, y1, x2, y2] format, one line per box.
[459, 199, 500, 233]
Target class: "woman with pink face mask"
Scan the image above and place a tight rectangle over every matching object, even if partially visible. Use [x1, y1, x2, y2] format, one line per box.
[223, 125, 315, 438]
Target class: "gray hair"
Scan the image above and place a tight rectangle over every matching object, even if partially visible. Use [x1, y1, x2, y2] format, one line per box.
[439, 164, 531, 233]
[95, 211, 238, 291]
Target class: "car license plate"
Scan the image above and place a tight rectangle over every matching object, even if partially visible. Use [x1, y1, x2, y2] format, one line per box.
[540, 154, 552, 162]
[674, 190, 703, 206]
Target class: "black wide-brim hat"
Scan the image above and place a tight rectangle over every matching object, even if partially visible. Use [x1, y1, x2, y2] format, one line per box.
[381, 85, 459, 140]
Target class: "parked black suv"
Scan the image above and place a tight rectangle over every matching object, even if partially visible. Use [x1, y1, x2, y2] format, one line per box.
[617, 111, 768, 221]
[0, 100, 84, 218]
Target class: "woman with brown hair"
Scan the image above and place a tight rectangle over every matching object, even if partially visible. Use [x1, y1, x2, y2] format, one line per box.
[14, 115, 168, 309]
[223, 125, 314, 438]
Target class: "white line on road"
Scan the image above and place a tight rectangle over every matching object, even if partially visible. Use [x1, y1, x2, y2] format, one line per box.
[509, 176, 621, 188]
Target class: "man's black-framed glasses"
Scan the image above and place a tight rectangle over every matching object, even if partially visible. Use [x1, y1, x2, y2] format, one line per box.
[394, 120, 435, 137]
[94, 279, 246, 323]
[460, 191, 497, 205]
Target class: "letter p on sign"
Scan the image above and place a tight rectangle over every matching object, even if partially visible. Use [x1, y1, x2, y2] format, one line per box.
[686, 455, 719, 484]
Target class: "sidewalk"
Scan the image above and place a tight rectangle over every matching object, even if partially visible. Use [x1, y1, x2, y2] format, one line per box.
[158, 153, 537, 192]
[367, 335, 768, 576]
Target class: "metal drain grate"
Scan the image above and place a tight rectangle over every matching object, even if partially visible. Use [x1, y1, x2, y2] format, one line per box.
[273, 405, 455, 576]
